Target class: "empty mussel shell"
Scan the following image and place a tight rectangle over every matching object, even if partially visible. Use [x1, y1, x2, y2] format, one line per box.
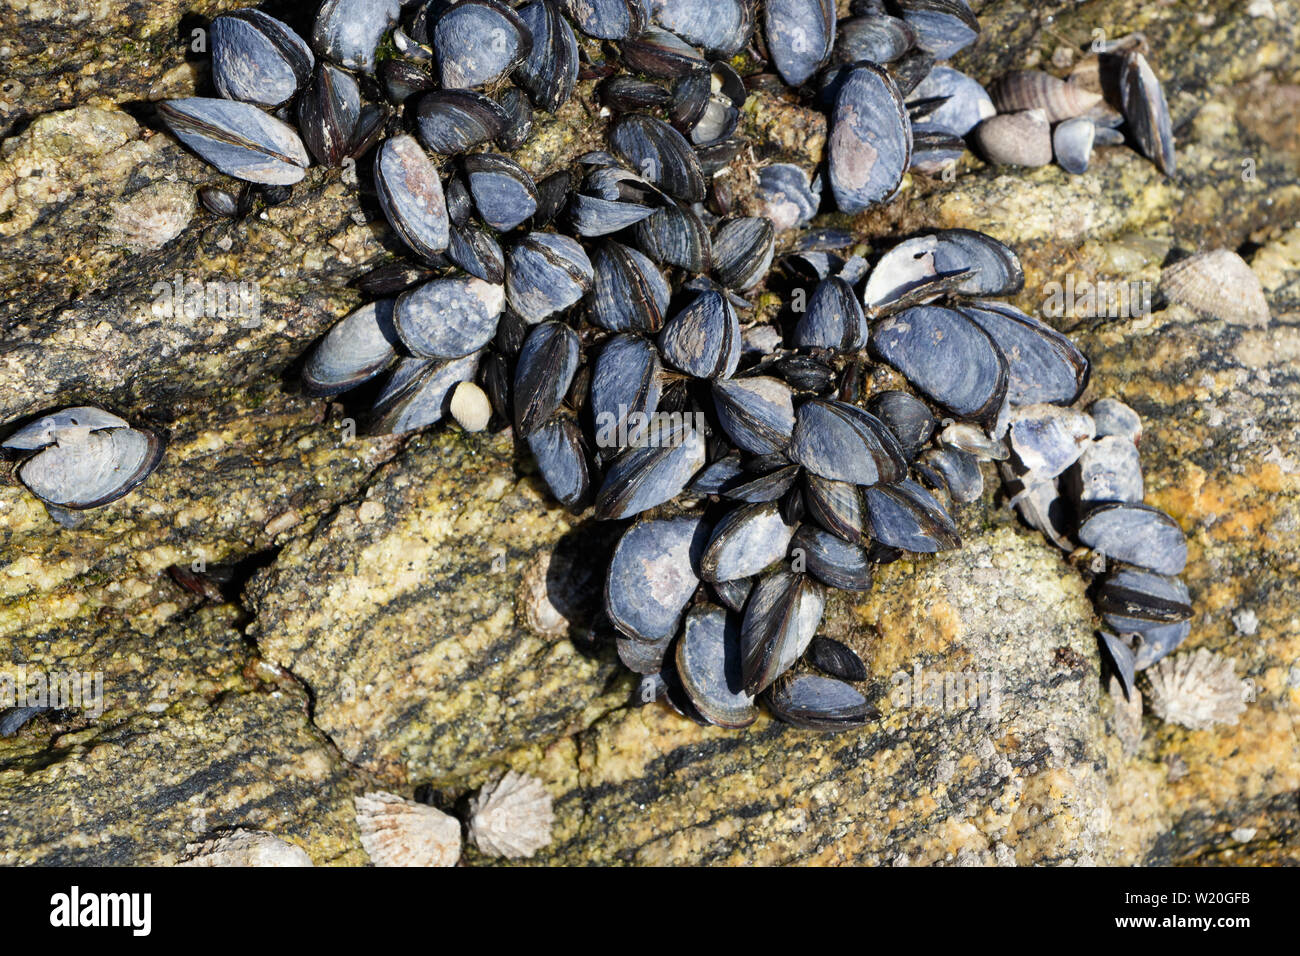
[739, 568, 824, 694]
[14, 422, 164, 510]
[594, 418, 708, 520]
[871, 305, 1009, 427]
[1089, 398, 1142, 444]
[658, 291, 740, 379]
[794, 276, 868, 350]
[766, 673, 874, 731]
[1007, 403, 1094, 479]
[807, 635, 868, 682]
[1077, 503, 1187, 576]
[790, 399, 906, 486]
[1131, 620, 1191, 672]
[864, 479, 960, 553]
[514, 320, 581, 434]
[375, 134, 449, 261]
[1002, 464, 1072, 552]
[1118, 51, 1175, 176]
[828, 64, 911, 213]
[433, 0, 533, 89]
[211, 9, 314, 107]
[464, 153, 538, 231]
[971, 110, 1053, 167]
[652, 0, 754, 56]
[907, 66, 994, 137]
[563, 0, 647, 40]
[701, 501, 796, 582]
[312, 0, 400, 74]
[158, 98, 309, 185]
[303, 299, 401, 396]
[676, 605, 758, 728]
[896, 0, 978, 60]
[372, 353, 482, 434]
[415, 90, 510, 154]
[1053, 116, 1095, 175]
[1098, 631, 1137, 699]
[590, 333, 664, 450]
[610, 113, 706, 203]
[765, 0, 835, 87]
[927, 229, 1024, 297]
[865, 390, 933, 461]
[4, 407, 127, 450]
[711, 376, 795, 456]
[588, 240, 671, 332]
[862, 236, 969, 314]
[516, 0, 579, 112]
[960, 300, 1089, 406]
[754, 163, 821, 232]
[937, 423, 1008, 462]
[506, 232, 594, 322]
[921, 447, 983, 503]
[527, 415, 590, 508]
[395, 276, 505, 358]
[712, 217, 775, 291]
[791, 524, 872, 591]
[1068, 435, 1144, 505]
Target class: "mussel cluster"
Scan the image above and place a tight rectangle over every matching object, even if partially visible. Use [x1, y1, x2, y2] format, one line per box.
[3, 0, 1195, 735]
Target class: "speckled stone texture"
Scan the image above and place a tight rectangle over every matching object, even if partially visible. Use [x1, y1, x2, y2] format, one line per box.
[1, 0, 1298, 865]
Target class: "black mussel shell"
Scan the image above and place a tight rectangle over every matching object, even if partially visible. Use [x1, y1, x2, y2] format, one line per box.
[514, 320, 581, 435]
[807, 635, 868, 682]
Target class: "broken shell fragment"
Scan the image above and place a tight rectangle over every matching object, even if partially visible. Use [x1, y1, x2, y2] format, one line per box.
[179, 829, 313, 867]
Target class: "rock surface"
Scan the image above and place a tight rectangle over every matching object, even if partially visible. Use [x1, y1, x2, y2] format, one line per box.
[2, 0, 1298, 865]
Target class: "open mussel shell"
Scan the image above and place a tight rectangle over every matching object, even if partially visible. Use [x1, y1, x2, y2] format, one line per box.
[766, 673, 874, 731]
[862, 236, 968, 314]
[712, 217, 774, 291]
[619, 27, 706, 78]
[1006, 403, 1094, 479]
[563, 0, 647, 40]
[803, 474, 869, 546]
[908, 66, 994, 137]
[610, 114, 706, 203]
[658, 291, 740, 379]
[791, 524, 872, 591]
[1003, 464, 1072, 552]
[864, 479, 960, 553]
[865, 390, 933, 461]
[794, 276, 867, 350]
[765, 0, 835, 87]
[395, 276, 504, 358]
[375, 134, 449, 261]
[632, 201, 712, 272]
[4, 407, 128, 451]
[527, 415, 590, 508]
[371, 353, 481, 434]
[896, 0, 978, 60]
[669, 62, 746, 145]
[607, 515, 709, 643]
[910, 130, 966, 175]
[303, 299, 401, 396]
[569, 167, 660, 237]
[927, 229, 1024, 297]
[1118, 51, 1175, 176]
[1130, 621, 1191, 672]
[971, 110, 1053, 167]
[158, 98, 309, 185]
[415, 90, 510, 154]
[1068, 435, 1144, 505]
[517, 0, 579, 112]
[591, 333, 663, 449]
[740, 569, 825, 694]
[15, 423, 164, 510]
[1077, 503, 1187, 576]
[790, 399, 906, 486]
[211, 9, 313, 107]
[1098, 631, 1137, 700]
[448, 220, 507, 282]
[312, 0, 400, 74]
[701, 502, 796, 582]
[989, 70, 1101, 124]
[588, 240, 670, 332]
[506, 232, 593, 323]
[1053, 116, 1095, 175]
[433, 0, 533, 89]
[807, 635, 867, 682]
[754, 164, 820, 232]
[832, 14, 915, 66]
[828, 64, 911, 213]
[653, 0, 754, 56]
[920, 447, 983, 503]
[513, 320, 581, 435]
[675, 606, 758, 728]
[871, 305, 1009, 427]
[594, 418, 707, 520]
[464, 153, 538, 231]
[960, 300, 1088, 406]
[711, 376, 795, 456]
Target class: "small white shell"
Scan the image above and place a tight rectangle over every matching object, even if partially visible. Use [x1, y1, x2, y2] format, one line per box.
[1161, 249, 1270, 327]
[450, 380, 492, 432]
[469, 770, 554, 859]
[178, 828, 313, 867]
[355, 791, 462, 867]
[1146, 648, 1247, 731]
